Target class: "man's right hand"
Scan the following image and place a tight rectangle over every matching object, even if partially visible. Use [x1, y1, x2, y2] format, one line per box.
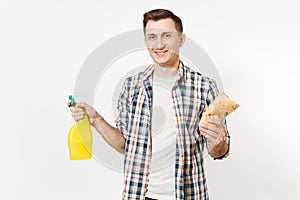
[67, 102, 103, 127]
[67, 101, 125, 154]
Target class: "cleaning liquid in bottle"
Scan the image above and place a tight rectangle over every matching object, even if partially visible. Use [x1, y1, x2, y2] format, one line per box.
[68, 95, 92, 160]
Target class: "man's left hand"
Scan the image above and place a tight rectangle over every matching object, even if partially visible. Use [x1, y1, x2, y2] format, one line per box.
[199, 119, 228, 158]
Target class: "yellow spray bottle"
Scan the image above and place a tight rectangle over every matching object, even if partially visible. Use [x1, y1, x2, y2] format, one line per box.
[68, 95, 92, 160]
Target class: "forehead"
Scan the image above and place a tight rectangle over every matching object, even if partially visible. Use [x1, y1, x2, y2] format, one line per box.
[145, 18, 178, 34]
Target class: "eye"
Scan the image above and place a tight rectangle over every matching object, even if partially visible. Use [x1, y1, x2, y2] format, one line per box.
[164, 34, 171, 39]
[148, 35, 156, 41]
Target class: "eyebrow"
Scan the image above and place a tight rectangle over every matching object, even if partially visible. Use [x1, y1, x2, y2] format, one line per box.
[146, 31, 172, 36]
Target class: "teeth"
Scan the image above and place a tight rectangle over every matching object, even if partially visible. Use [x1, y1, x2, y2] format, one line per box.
[155, 50, 168, 53]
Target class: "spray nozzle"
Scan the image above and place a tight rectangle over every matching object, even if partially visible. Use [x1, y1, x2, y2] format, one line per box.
[68, 95, 74, 107]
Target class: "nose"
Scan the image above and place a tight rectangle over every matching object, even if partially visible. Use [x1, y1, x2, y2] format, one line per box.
[155, 37, 165, 49]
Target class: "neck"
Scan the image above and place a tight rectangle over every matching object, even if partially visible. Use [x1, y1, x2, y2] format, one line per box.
[154, 59, 180, 78]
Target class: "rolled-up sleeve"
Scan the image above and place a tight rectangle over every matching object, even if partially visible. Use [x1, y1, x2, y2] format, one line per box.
[115, 78, 130, 140]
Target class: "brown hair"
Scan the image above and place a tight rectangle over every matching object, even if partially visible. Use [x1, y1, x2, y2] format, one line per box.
[143, 9, 183, 33]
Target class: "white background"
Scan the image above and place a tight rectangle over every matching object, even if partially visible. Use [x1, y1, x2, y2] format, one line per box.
[1, 0, 300, 199]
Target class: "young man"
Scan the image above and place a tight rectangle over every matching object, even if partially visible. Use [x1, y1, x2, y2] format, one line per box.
[69, 9, 230, 200]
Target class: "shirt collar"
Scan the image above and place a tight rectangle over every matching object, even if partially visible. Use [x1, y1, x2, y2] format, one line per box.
[140, 60, 187, 83]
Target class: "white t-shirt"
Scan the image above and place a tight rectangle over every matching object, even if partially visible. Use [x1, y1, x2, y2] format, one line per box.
[146, 73, 178, 200]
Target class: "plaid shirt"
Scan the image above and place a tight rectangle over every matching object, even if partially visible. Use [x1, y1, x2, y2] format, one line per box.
[116, 61, 230, 200]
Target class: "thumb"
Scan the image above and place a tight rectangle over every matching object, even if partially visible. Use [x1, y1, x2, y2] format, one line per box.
[76, 102, 89, 109]
[76, 103, 96, 116]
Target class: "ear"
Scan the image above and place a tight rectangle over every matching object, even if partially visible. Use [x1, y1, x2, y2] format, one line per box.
[179, 33, 186, 47]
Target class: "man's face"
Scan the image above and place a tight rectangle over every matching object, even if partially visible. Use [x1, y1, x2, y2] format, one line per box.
[144, 18, 185, 67]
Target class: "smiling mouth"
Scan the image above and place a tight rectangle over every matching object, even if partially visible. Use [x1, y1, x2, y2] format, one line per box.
[155, 49, 168, 56]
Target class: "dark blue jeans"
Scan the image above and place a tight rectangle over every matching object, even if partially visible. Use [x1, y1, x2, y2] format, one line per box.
[145, 197, 158, 200]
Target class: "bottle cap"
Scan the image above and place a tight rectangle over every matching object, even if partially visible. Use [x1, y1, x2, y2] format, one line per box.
[68, 95, 74, 107]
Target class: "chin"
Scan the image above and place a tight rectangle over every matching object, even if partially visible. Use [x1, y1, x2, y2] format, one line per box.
[152, 56, 170, 66]
[154, 60, 170, 66]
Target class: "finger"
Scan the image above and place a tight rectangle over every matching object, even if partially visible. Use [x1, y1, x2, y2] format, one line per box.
[201, 126, 219, 139]
[70, 107, 84, 114]
[201, 125, 225, 141]
[70, 105, 83, 111]
[207, 119, 223, 126]
[206, 129, 219, 140]
[199, 123, 209, 130]
[76, 102, 88, 109]
[72, 111, 84, 117]
[209, 120, 226, 134]
[76, 102, 97, 118]
[74, 115, 84, 121]
[204, 132, 224, 147]
[199, 125, 209, 136]
[201, 130, 217, 142]
[200, 123, 219, 134]
[208, 124, 220, 134]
